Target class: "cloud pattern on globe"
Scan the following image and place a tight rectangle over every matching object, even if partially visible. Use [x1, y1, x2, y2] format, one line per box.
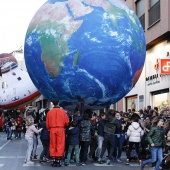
[24, 0, 146, 111]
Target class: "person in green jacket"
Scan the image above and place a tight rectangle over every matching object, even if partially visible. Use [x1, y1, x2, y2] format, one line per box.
[140, 117, 165, 170]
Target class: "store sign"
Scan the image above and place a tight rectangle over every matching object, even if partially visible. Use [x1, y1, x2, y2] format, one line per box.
[161, 59, 170, 74]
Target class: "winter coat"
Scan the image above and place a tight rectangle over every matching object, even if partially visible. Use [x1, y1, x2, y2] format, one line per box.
[40, 121, 50, 140]
[147, 126, 165, 147]
[127, 122, 144, 142]
[68, 126, 80, 145]
[80, 120, 94, 141]
[104, 115, 119, 135]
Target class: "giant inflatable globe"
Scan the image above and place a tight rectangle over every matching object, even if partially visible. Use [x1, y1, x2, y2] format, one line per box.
[24, 0, 146, 111]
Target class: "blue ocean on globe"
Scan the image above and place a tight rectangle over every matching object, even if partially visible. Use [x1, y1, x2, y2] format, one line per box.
[24, 0, 146, 111]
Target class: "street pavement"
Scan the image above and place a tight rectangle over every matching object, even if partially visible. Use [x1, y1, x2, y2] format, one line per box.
[0, 132, 153, 170]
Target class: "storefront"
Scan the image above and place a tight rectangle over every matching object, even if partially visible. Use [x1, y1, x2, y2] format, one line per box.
[121, 40, 170, 112]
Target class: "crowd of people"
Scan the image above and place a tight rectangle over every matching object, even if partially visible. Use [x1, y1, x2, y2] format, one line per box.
[0, 101, 170, 170]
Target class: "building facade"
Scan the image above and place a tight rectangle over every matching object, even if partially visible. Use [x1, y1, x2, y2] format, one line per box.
[118, 0, 170, 113]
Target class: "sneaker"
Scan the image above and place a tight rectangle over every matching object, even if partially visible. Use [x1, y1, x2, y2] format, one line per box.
[112, 157, 117, 162]
[45, 158, 50, 163]
[70, 159, 74, 163]
[140, 162, 144, 170]
[76, 163, 81, 166]
[26, 161, 34, 165]
[64, 162, 69, 166]
[51, 160, 56, 167]
[39, 159, 44, 163]
[98, 158, 104, 164]
[57, 160, 63, 167]
[32, 156, 38, 160]
[88, 155, 93, 161]
[81, 162, 86, 165]
[106, 159, 111, 165]
[117, 158, 123, 163]
[139, 160, 142, 165]
[125, 159, 129, 165]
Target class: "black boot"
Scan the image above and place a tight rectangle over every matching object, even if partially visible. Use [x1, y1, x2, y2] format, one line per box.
[51, 157, 56, 167]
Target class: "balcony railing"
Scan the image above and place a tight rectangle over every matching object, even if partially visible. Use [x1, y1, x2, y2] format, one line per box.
[148, 1, 160, 26]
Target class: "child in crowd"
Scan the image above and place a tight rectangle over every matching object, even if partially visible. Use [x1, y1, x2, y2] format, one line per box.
[25, 116, 42, 165]
[65, 120, 81, 166]
[39, 116, 50, 162]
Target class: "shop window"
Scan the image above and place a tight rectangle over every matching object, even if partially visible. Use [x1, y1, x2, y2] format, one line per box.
[151, 88, 169, 112]
[148, 0, 160, 26]
[126, 95, 138, 112]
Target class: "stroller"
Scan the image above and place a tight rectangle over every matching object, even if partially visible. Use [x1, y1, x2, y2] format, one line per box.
[162, 152, 170, 170]
[161, 146, 170, 170]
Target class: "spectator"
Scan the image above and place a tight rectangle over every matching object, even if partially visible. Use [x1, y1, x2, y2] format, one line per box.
[125, 117, 144, 165]
[46, 98, 69, 167]
[25, 116, 42, 165]
[140, 117, 165, 170]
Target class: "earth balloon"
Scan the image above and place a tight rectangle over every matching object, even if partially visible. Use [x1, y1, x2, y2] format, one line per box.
[24, 0, 146, 110]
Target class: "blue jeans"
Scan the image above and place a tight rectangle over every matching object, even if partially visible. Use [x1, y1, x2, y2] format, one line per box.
[96, 136, 104, 158]
[25, 136, 33, 162]
[6, 126, 12, 139]
[66, 145, 80, 163]
[142, 147, 163, 170]
[32, 135, 38, 157]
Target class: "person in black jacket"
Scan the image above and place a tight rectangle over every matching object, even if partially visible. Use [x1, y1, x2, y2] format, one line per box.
[80, 113, 95, 165]
[113, 112, 126, 163]
[98, 109, 120, 165]
[39, 116, 50, 162]
[65, 120, 80, 166]
[6, 116, 12, 140]
[96, 112, 106, 159]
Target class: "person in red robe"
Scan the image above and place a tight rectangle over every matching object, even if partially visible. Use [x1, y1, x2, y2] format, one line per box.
[46, 99, 69, 167]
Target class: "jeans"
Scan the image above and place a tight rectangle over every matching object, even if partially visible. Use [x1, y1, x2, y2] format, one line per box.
[142, 147, 163, 170]
[100, 133, 115, 161]
[66, 145, 80, 163]
[40, 139, 50, 159]
[25, 136, 33, 162]
[114, 134, 125, 158]
[32, 135, 38, 157]
[6, 126, 12, 139]
[96, 135, 105, 158]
